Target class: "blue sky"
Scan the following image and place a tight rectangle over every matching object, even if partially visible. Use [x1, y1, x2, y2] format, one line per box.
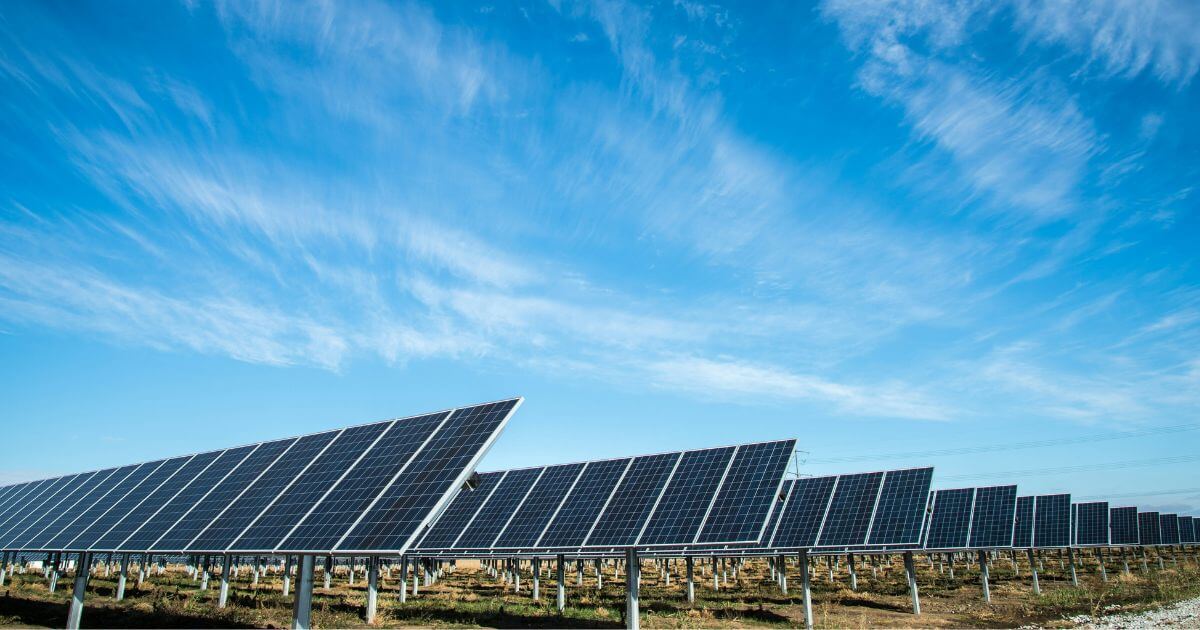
[1, 1, 1198, 512]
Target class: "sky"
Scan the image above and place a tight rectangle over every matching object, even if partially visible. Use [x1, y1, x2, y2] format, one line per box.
[0, 0, 1198, 513]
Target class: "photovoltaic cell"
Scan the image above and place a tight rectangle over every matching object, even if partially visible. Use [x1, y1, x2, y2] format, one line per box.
[1110, 507, 1140, 545]
[967, 485, 1017, 549]
[1179, 516, 1196, 544]
[0, 475, 89, 549]
[537, 459, 630, 548]
[816, 472, 883, 547]
[638, 447, 736, 546]
[765, 479, 794, 544]
[1139, 512, 1161, 545]
[9, 469, 121, 551]
[335, 399, 518, 552]
[867, 468, 934, 546]
[279, 411, 448, 551]
[493, 464, 584, 549]
[1075, 502, 1109, 547]
[0, 479, 60, 540]
[1012, 496, 1034, 548]
[770, 476, 837, 548]
[1160, 514, 1180, 545]
[924, 488, 973, 550]
[40, 464, 146, 550]
[417, 472, 505, 550]
[94, 451, 222, 551]
[188, 432, 336, 552]
[1033, 494, 1071, 548]
[231, 422, 391, 551]
[65, 456, 192, 551]
[588, 453, 680, 547]
[456, 467, 543, 549]
[696, 441, 794, 545]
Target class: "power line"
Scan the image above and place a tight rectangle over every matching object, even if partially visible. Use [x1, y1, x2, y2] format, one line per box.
[810, 423, 1200, 465]
[938, 454, 1200, 482]
[1077, 488, 1200, 501]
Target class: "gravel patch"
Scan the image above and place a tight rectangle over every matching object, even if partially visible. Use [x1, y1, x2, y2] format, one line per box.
[1069, 595, 1200, 628]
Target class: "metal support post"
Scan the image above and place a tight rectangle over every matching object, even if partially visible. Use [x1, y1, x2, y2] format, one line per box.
[1097, 548, 1107, 581]
[1027, 549, 1040, 594]
[686, 556, 695, 603]
[847, 553, 857, 591]
[219, 554, 232, 608]
[779, 554, 788, 595]
[978, 550, 990, 603]
[1067, 547, 1078, 586]
[533, 558, 540, 601]
[291, 555, 315, 630]
[366, 556, 379, 624]
[799, 551, 813, 630]
[399, 556, 408, 603]
[625, 548, 640, 630]
[66, 552, 90, 630]
[903, 551, 920, 615]
[556, 554, 566, 613]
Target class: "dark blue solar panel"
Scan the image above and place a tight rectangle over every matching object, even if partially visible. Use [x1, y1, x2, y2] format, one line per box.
[456, 467, 543, 549]
[188, 432, 335, 551]
[771, 475, 836, 548]
[538, 458, 630, 548]
[336, 399, 518, 552]
[40, 464, 145, 550]
[1138, 512, 1161, 545]
[765, 479, 794, 544]
[925, 488, 973, 549]
[1012, 496, 1034, 548]
[10, 469, 122, 550]
[493, 463, 585, 549]
[588, 453, 680, 547]
[638, 447, 736, 546]
[124, 445, 256, 551]
[1075, 502, 1109, 546]
[66, 456, 192, 550]
[0, 475, 90, 549]
[968, 485, 1017, 549]
[93, 451, 222, 551]
[418, 472, 505, 549]
[0, 479, 60, 540]
[1110, 507, 1139, 545]
[279, 411, 448, 551]
[1071, 503, 1078, 546]
[1033, 494, 1071, 548]
[868, 468, 934, 546]
[1179, 516, 1196, 544]
[1160, 514, 1180, 545]
[816, 472, 883, 547]
[232, 422, 391, 551]
[696, 440, 794, 544]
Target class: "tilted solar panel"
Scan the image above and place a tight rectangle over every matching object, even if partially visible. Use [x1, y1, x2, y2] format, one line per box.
[456, 467, 543, 549]
[416, 472, 505, 550]
[636, 447, 735, 546]
[1033, 494, 1071, 548]
[1160, 514, 1181, 545]
[588, 453, 680, 547]
[0, 478, 66, 542]
[1012, 496, 1034, 548]
[1179, 516, 1197, 544]
[1110, 507, 1139, 545]
[492, 464, 584, 549]
[0, 475, 92, 549]
[695, 441, 793, 545]
[925, 488, 973, 550]
[770, 476, 836, 549]
[537, 459, 630, 548]
[92, 450, 223, 551]
[1071, 503, 1078, 546]
[816, 472, 883, 547]
[867, 468, 933, 546]
[1075, 502, 1109, 547]
[1138, 511, 1161, 546]
[968, 485, 1017, 549]
[65, 456, 192, 551]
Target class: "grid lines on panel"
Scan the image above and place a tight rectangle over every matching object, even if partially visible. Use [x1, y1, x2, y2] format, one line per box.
[187, 432, 336, 551]
[867, 468, 934, 546]
[1160, 514, 1180, 545]
[418, 473, 505, 550]
[1012, 496, 1034, 548]
[1109, 507, 1139, 545]
[638, 447, 736, 546]
[9, 469, 122, 550]
[538, 458, 630, 548]
[771, 476, 836, 548]
[335, 399, 517, 552]
[816, 472, 883, 547]
[696, 440, 795, 544]
[0, 475, 90, 549]
[587, 453, 679, 547]
[764, 479, 794, 545]
[94, 451, 222, 551]
[66, 457, 192, 550]
[924, 488, 973, 549]
[123, 445, 255, 551]
[1075, 502, 1109, 546]
[0, 479, 65, 542]
[968, 485, 1017, 549]
[493, 464, 585, 549]
[1138, 512, 1162, 545]
[279, 412, 448, 551]
[1179, 516, 1196, 544]
[455, 468, 543, 549]
[232, 422, 391, 551]
[41, 464, 146, 550]
[1033, 494, 1071, 548]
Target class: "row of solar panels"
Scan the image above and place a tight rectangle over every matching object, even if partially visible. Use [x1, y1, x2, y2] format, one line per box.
[0, 400, 520, 554]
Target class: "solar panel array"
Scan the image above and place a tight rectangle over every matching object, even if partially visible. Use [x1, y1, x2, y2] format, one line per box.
[1012, 496, 1035, 548]
[0, 399, 521, 555]
[1180, 516, 1197, 544]
[921, 485, 1017, 551]
[1160, 514, 1181, 545]
[1110, 507, 1140, 545]
[1033, 494, 1071, 548]
[414, 440, 795, 553]
[1138, 511, 1162, 546]
[1074, 502, 1109, 547]
[768, 467, 933, 550]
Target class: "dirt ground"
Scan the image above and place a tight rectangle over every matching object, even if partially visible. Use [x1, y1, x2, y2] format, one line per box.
[2, 550, 1198, 628]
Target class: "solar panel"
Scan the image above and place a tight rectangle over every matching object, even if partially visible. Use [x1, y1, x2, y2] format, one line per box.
[65, 456, 192, 551]
[7, 469, 123, 550]
[537, 459, 630, 548]
[587, 453, 680, 547]
[1033, 494, 1070, 548]
[764, 479, 794, 545]
[1110, 507, 1139, 545]
[924, 488, 973, 550]
[1160, 514, 1180, 545]
[770, 476, 836, 548]
[93, 450, 223, 551]
[455, 467, 543, 549]
[416, 472, 505, 550]
[815, 472, 884, 547]
[695, 441, 793, 545]
[1179, 516, 1197, 544]
[968, 485, 1017, 548]
[1012, 496, 1034, 548]
[39, 464, 146, 550]
[0, 479, 65, 542]
[638, 447, 736, 546]
[1074, 502, 1109, 547]
[867, 468, 934, 546]
[1138, 511, 1161, 546]
[1071, 503, 1078, 546]
[493, 464, 584, 549]
[0, 475, 92, 549]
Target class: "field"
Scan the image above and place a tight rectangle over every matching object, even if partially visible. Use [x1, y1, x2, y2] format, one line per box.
[2, 549, 1199, 628]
